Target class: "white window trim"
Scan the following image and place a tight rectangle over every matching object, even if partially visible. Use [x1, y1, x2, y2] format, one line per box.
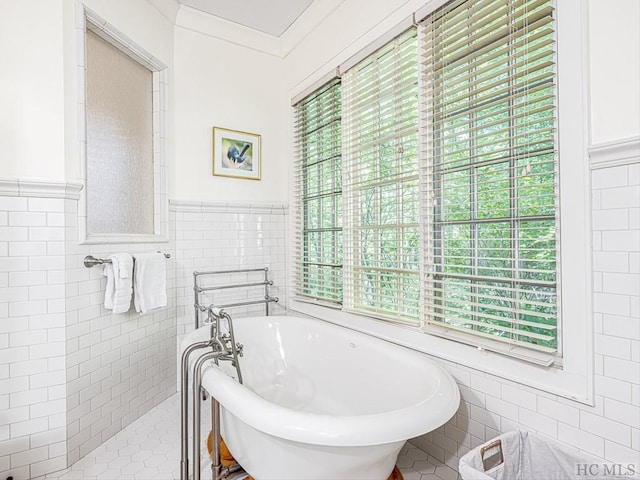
[289, 0, 593, 404]
[76, 4, 169, 244]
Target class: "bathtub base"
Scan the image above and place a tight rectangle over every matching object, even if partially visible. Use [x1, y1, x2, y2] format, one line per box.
[221, 409, 404, 480]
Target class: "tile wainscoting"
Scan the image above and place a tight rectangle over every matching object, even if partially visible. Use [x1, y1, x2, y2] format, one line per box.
[0, 181, 177, 480]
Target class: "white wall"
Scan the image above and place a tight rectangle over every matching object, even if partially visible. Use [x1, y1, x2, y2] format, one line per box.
[0, 0, 66, 180]
[588, 0, 640, 145]
[285, 0, 427, 98]
[172, 9, 288, 204]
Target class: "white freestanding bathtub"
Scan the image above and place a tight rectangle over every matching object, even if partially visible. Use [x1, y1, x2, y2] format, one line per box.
[183, 315, 460, 480]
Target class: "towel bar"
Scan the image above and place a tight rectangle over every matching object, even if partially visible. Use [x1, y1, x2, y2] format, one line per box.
[84, 252, 171, 268]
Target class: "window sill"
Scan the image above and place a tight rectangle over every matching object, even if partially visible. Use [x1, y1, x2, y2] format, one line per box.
[80, 234, 169, 245]
[289, 298, 593, 405]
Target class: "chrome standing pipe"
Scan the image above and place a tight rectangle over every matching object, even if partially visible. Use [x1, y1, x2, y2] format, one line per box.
[193, 271, 200, 329]
[192, 351, 221, 480]
[180, 340, 212, 480]
[211, 395, 221, 479]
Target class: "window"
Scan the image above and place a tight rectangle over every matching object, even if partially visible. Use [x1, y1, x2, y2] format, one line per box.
[342, 28, 421, 324]
[421, 0, 559, 362]
[79, 9, 168, 244]
[86, 29, 154, 235]
[294, 79, 343, 303]
[293, 0, 589, 374]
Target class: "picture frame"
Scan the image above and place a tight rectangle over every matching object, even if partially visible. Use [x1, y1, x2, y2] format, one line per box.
[212, 127, 261, 180]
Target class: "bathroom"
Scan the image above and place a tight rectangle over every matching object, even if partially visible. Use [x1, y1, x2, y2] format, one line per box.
[0, 0, 638, 479]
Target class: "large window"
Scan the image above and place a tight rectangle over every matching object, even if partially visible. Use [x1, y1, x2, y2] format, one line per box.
[421, 0, 559, 362]
[294, 79, 343, 303]
[294, 0, 564, 363]
[342, 29, 421, 323]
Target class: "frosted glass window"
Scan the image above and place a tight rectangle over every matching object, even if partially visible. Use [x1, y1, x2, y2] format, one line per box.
[86, 30, 154, 235]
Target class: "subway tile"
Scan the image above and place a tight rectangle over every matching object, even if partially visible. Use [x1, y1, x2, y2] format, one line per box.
[8, 359, 47, 378]
[29, 226, 65, 242]
[593, 251, 630, 273]
[594, 293, 631, 316]
[8, 241, 47, 257]
[470, 375, 502, 398]
[8, 212, 46, 227]
[501, 384, 537, 411]
[591, 165, 629, 190]
[580, 411, 631, 446]
[600, 184, 640, 209]
[30, 370, 65, 389]
[595, 333, 632, 359]
[603, 356, 640, 384]
[604, 398, 640, 428]
[27, 198, 65, 212]
[484, 395, 518, 422]
[10, 417, 48, 438]
[518, 407, 558, 437]
[27, 255, 65, 271]
[602, 230, 640, 252]
[537, 396, 580, 427]
[602, 314, 640, 340]
[604, 440, 640, 466]
[10, 329, 47, 347]
[30, 455, 67, 479]
[0, 227, 28, 242]
[593, 209, 629, 231]
[595, 375, 633, 403]
[602, 272, 640, 297]
[558, 423, 604, 458]
[0, 197, 27, 211]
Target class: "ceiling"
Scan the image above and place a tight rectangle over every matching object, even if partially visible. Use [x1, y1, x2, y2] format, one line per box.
[176, 0, 316, 37]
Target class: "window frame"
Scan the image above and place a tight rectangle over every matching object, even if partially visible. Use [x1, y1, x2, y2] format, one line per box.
[289, 0, 592, 403]
[420, 0, 561, 365]
[77, 7, 169, 245]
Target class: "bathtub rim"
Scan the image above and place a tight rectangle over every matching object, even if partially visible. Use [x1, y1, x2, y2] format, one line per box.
[185, 315, 460, 447]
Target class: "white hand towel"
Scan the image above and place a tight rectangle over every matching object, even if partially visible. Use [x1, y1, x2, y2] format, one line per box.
[103, 253, 134, 314]
[133, 252, 167, 314]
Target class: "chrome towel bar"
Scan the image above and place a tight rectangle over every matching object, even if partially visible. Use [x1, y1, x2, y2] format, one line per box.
[83, 252, 171, 268]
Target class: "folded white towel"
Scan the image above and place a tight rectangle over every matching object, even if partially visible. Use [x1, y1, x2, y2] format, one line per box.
[133, 252, 167, 314]
[103, 253, 134, 314]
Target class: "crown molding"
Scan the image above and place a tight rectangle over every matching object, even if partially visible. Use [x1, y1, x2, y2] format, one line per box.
[175, 0, 344, 58]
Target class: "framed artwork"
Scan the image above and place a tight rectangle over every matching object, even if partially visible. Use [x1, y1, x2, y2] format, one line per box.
[212, 127, 261, 180]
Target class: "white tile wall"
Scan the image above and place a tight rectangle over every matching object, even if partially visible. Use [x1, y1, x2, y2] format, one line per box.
[64, 198, 176, 467]
[1, 191, 177, 480]
[171, 201, 288, 358]
[409, 159, 640, 475]
[1, 195, 70, 480]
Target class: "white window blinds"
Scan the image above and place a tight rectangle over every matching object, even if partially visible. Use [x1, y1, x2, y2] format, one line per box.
[342, 28, 421, 324]
[420, 0, 559, 360]
[294, 79, 343, 304]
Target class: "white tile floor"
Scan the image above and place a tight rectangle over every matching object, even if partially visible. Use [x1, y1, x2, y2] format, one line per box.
[34, 393, 454, 480]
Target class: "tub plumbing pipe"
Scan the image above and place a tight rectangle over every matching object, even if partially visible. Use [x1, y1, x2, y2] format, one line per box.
[180, 340, 213, 480]
[181, 307, 244, 480]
